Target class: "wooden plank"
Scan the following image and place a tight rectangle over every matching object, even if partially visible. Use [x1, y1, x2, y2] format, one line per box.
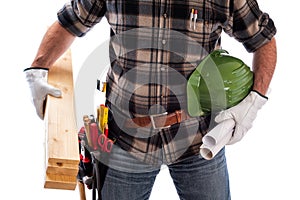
[44, 173, 77, 190]
[46, 161, 79, 176]
[44, 50, 79, 190]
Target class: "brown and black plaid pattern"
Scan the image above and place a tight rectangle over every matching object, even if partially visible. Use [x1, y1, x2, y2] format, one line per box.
[58, 0, 276, 164]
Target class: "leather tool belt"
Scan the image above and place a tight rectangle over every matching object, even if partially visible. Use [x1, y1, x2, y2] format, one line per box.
[124, 110, 191, 130]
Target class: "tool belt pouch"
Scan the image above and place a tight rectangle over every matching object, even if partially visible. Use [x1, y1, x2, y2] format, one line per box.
[77, 113, 115, 187]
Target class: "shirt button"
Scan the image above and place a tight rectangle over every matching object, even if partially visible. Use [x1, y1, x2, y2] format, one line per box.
[162, 39, 166, 45]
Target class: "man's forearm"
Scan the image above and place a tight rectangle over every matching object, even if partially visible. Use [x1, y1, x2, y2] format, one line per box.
[252, 37, 277, 96]
[31, 21, 76, 69]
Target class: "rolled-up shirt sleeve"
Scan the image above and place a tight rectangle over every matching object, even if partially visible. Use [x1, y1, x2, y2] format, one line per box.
[57, 0, 106, 37]
[224, 0, 277, 52]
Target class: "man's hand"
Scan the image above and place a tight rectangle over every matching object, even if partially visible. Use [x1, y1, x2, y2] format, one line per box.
[215, 90, 268, 145]
[24, 67, 62, 119]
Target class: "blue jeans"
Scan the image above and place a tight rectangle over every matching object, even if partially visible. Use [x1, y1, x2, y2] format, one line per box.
[101, 148, 230, 200]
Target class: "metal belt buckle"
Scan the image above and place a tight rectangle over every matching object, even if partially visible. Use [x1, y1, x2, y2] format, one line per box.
[149, 112, 171, 130]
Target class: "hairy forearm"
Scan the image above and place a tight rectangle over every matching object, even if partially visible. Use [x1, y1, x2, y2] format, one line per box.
[31, 21, 76, 69]
[252, 37, 277, 95]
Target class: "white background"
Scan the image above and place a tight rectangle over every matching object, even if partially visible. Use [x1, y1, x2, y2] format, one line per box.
[1, 0, 298, 199]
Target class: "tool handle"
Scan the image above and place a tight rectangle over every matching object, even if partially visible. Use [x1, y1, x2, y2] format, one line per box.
[78, 181, 86, 200]
[83, 115, 93, 147]
[89, 123, 99, 150]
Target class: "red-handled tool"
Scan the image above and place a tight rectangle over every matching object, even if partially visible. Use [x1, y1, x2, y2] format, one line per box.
[98, 134, 113, 153]
[89, 122, 99, 151]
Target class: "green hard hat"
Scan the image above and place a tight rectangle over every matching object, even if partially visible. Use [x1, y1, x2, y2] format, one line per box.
[187, 49, 253, 117]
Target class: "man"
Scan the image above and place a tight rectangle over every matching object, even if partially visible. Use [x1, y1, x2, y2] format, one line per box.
[25, 0, 277, 199]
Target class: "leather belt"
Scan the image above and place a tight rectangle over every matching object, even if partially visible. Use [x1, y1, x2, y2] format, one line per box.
[124, 110, 191, 129]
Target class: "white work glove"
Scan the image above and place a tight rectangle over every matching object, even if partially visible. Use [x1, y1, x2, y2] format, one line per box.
[215, 90, 268, 145]
[24, 67, 62, 119]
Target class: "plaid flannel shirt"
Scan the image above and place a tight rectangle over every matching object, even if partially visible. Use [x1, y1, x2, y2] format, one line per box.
[58, 0, 276, 164]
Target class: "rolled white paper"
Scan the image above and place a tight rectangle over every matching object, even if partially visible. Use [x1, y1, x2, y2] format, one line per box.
[200, 119, 235, 160]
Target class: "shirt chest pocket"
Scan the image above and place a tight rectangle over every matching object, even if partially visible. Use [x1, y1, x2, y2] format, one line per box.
[185, 7, 223, 33]
[170, 0, 226, 33]
[188, 16, 212, 33]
